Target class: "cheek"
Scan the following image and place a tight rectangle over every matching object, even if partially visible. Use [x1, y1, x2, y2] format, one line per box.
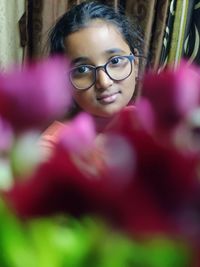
[123, 74, 136, 97]
[73, 90, 94, 107]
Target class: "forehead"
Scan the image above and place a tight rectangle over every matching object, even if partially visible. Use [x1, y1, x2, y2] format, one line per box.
[64, 20, 130, 61]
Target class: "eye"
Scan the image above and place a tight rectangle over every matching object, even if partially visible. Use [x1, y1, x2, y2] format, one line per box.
[110, 57, 121, 65]
[71, 65, 92, 77]
[109, 56, 127, 67]
[76, 65, 90, 74]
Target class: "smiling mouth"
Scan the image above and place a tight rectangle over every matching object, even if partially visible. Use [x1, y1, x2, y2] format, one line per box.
[97, 92, 120, 104]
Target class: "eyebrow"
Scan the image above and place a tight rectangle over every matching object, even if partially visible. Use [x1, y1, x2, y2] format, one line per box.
[105, 48, 127, 54]
[72, 57, 89, 65]
[71, 48, 128, 65]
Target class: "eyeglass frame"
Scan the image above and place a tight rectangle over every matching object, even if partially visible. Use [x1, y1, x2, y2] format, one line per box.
[69, 53, 135, 90]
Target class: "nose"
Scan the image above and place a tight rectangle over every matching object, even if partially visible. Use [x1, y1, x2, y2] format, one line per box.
[95, 69, 113, 90]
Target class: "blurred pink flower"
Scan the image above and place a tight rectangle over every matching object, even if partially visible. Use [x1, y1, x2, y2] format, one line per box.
[2, 112, 135, 225]
[0, 56, 72, 131]
[104, 107, 200, 234]
[58, 112, 135, 182]
[2, 62, 200, 240]
[141, 61, 200, 131]
[2, 138, 133, 223]
[3, 108, 200, 238]
[0, 117, 13, 152]
[58, 113, 96, 155]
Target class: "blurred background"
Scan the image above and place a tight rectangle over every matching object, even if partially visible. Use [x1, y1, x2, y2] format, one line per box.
[0, 0, 200, 71]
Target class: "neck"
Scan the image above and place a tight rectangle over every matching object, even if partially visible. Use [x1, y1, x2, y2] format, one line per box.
[92, 115, 114, 133]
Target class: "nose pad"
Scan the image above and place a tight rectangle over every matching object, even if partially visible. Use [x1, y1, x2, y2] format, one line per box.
[95, 69, 113, 90]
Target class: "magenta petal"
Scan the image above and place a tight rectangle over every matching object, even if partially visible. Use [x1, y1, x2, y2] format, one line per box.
[0, 56, 72, 131]
[141, 61, 200, 131]
[175, 62, 200, 114]
[135, 98, 156, 133]
[0, 117, 13, 151]
[57, 113, 96, 154]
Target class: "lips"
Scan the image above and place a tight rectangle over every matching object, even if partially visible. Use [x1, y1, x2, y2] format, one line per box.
[97, 92, 120, 104]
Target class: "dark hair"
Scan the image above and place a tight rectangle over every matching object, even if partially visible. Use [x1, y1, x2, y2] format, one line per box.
[48, 1, 144, 56]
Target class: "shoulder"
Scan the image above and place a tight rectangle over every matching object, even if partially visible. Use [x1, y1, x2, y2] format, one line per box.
[39, 121, 68, 158]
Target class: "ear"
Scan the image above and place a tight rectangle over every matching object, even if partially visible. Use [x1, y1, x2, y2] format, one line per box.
[133, 48, 139, 79]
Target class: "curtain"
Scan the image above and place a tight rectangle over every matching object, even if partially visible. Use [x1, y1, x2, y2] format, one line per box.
[26, 0, 119, 59]
[0, 0, 25, 70]
[159, 0, 176, 68]
[23, 0, 200, 69]
[166, 0, 191, 67]
[125, 0, 200, 69]
[183, 0, 200, 65]
[27, 0, 69, 58]
[160, 0, 200, 68]
[125, 0, 170, 70]
[25, 0, 171, 69]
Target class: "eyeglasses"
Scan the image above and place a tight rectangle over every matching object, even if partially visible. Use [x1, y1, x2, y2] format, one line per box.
[69, 54, 135, 90]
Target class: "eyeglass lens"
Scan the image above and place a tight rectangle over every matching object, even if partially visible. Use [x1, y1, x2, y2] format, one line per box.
[70, 56, 132, 90]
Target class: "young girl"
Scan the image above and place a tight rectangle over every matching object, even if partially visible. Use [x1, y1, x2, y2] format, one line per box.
[41, 1, 144, 149]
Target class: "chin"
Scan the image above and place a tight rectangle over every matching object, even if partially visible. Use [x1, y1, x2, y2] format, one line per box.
[94, 106, 124, 118]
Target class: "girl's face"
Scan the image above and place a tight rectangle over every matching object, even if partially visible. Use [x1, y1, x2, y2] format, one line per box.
[64, 20, 138, 117]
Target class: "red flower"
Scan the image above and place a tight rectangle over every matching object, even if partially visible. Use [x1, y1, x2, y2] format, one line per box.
[2, 113, 135, 224]
[4, 109, 199, 238]
[141, 62, 200, 131]
[0, 57, 72, 131]
[104, 107, 200, 235]
[3, 62, 200, 239]
[0, 116, 13, 152]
